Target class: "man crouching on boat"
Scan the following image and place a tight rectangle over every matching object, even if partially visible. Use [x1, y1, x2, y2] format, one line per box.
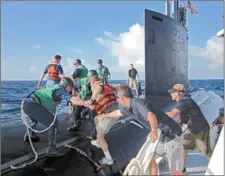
[23, 77, 74, 157]
[96, 85, 184, 175]
[70, 70, 119, 165]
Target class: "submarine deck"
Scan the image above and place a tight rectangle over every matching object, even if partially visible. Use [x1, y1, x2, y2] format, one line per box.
[1, 96, 209, 175]
[1, 95, 174, 165]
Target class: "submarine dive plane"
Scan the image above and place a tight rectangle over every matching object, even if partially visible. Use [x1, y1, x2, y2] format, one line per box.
[1, 1, 224, 176]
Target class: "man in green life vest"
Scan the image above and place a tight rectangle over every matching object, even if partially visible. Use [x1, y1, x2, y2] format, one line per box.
[96, 59, 111, 84]
[23, 77, 74, 157]
[68, 59, 92, 131]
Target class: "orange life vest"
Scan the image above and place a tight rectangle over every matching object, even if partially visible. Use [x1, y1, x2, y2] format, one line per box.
[93, 81, 118, 115]
[47, 63, 60, 80]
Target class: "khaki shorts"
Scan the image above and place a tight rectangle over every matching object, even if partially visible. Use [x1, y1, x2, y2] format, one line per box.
[129, 79, 137, 89]
[155, 135, 184, 172]
[183, 129, 212, 158]
[94, 104, 119, 134]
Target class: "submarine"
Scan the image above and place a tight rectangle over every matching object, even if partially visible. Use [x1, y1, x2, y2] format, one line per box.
[1, 2, 224, 176]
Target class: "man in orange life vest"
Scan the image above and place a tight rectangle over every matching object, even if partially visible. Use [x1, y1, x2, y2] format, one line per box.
[70, 70, 118, 165]
[38, 55, 65, 89]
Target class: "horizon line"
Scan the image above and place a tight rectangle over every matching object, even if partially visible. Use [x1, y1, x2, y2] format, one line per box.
[1, 78, 224, 81]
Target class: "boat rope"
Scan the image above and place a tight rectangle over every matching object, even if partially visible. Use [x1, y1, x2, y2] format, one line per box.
[10, 100, 59, 170]
[123, 129, 161, 175]
[65, 144, 106, 176]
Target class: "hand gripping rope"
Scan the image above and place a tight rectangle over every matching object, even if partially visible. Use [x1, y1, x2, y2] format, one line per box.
[10, 100, 59, 170]
[123, 129, 161, 175]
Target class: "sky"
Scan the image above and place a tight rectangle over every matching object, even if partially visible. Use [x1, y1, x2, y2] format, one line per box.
[1, 1, 224, 80]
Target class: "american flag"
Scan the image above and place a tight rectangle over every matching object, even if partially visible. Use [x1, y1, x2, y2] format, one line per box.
[187, 1, 198, 14]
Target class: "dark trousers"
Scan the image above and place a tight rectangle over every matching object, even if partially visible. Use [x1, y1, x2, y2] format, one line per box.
[72, 105, 84, 126]
[23, 99, 58, 150]
[89, 109, 97, 138]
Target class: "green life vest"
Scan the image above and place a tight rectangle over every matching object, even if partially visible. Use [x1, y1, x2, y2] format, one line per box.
[76, 65, 88, 80]
[30, 85, 63, 111]
[75, 65, 91, 100]
[78, 77, 92, 101]
[96, 66, 107, 80]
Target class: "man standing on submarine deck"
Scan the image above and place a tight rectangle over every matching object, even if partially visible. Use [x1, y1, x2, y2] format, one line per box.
[166, 84, 212, 174]
[128, 64, 139, 97]
[38, 55, 65, 89]
[96, 85, 184, 175]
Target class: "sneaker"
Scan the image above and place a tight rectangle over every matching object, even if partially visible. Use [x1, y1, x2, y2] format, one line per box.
[24, 135, 40, 143]
[183, 167, 186, 173]
[46, 148, 65, 157]
[91, 140, 100, 148]
[99, 157, 114, 165]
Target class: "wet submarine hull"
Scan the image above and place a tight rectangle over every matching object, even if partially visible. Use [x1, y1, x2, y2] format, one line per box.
[1, 9, 223, 176]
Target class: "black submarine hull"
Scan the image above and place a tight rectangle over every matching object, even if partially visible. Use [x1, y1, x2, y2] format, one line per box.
[1, 94, 174, 176]
[2, 90, 222, 176]
[1, 116, 149, 176]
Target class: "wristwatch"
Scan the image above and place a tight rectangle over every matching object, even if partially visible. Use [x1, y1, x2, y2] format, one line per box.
[90, 99, 96, 105]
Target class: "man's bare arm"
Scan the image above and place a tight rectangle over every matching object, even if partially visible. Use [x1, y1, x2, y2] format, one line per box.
[96, 109, 124, 123]
[146, 112, 159, 142]
[81, 85, 103, 107]
[136, 73, 139, 82]
[166, 109, 181, 118]
[147, 112, 158, 132]
[37, 73, 46, 89]
[105, 109, 124, 118]
[59, 73, 65, 79]
[90, 85, 102, 101]
[38, 73, 45, 83]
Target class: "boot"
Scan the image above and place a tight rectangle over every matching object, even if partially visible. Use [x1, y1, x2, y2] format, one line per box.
[46, 147, 65, 157]
[46, 128, 65, 157]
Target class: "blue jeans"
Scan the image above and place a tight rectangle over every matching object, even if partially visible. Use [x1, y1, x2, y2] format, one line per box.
[24, 98, 58, 150]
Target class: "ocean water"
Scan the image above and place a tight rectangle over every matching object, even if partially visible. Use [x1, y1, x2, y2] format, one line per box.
[1, 79, 224, 126]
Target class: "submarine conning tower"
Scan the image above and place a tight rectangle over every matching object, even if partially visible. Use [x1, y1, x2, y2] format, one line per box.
[145, 1, 189, 100]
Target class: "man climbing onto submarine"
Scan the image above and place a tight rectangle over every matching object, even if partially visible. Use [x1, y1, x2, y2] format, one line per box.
[95, 84, 184, 175]
[23, 77, 74, 157]
[70, 70, 119, 165]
